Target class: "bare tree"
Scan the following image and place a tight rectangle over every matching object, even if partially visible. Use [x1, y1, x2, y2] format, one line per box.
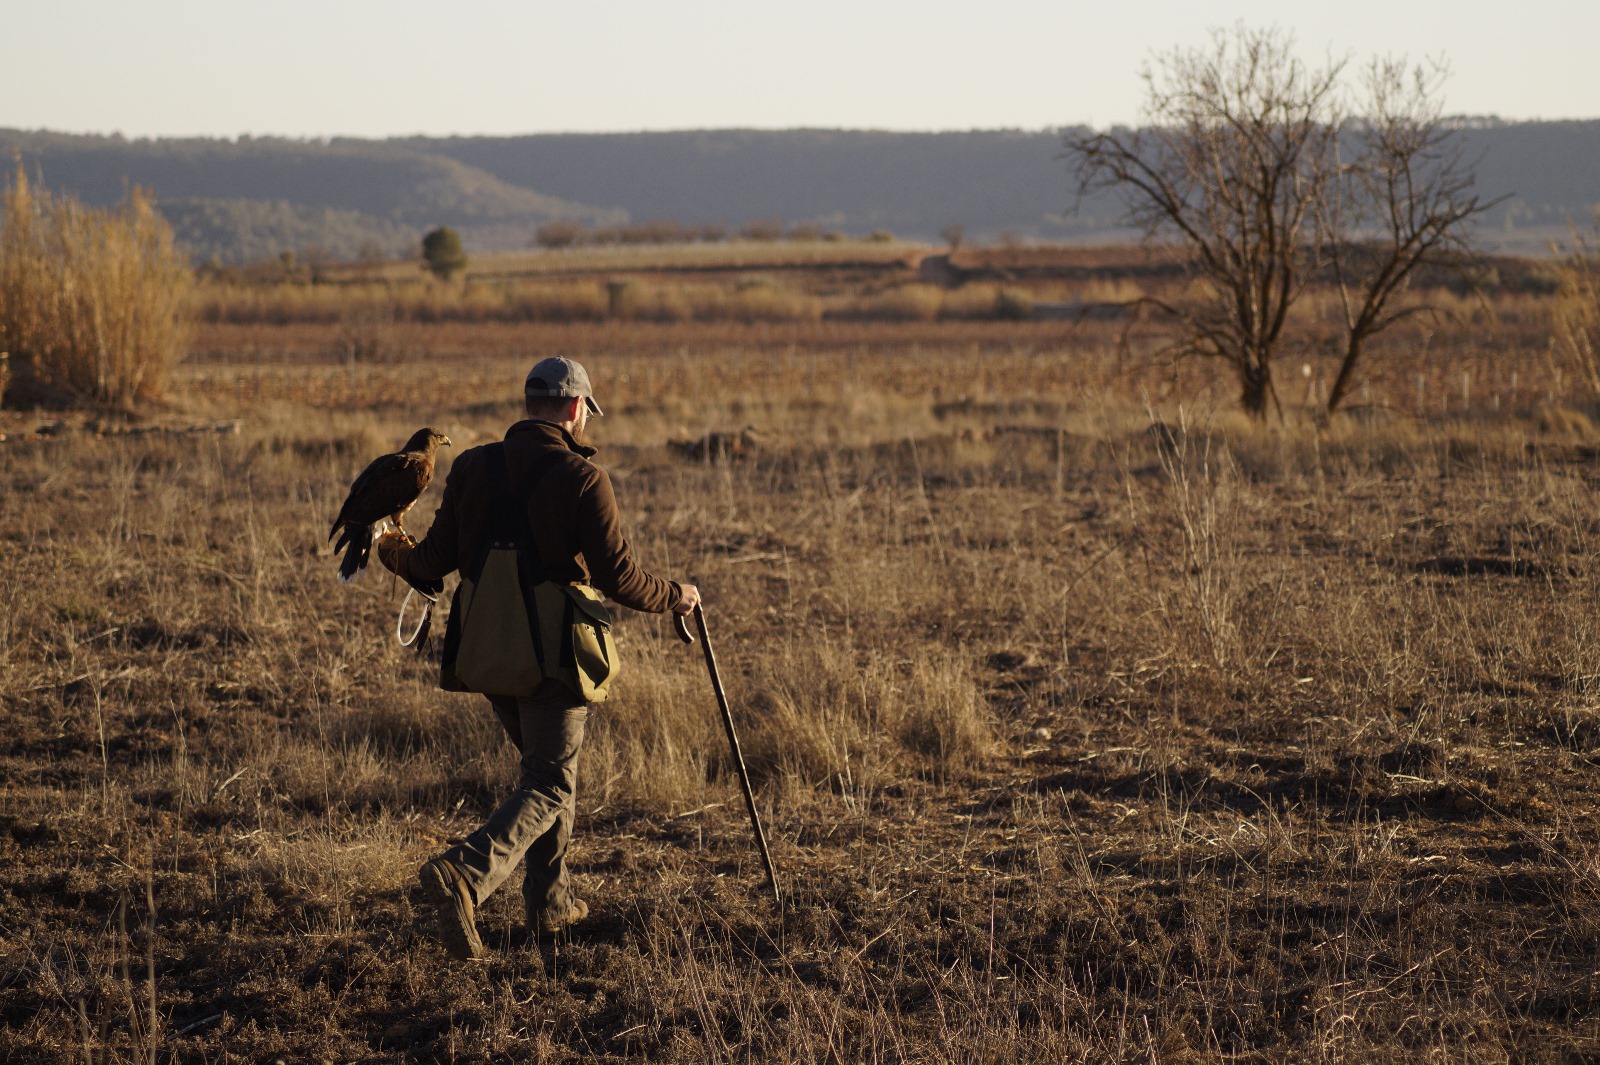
[1320, 60, 1493, 414]
[1067, 26, 1488, 419]
[1068, 26, 1342, 417]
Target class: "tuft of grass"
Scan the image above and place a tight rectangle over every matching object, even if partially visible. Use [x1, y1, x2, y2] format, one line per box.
[1553, 232, 1600, 396]
[1536, 404, 1596, 439]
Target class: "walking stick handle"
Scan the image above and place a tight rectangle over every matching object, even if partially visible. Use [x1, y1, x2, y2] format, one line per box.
[674, 611, 695, 645]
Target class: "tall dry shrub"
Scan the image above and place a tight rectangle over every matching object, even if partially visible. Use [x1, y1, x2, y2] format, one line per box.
[0, 168, 192, 407]
[1553, 234, 1600, 396]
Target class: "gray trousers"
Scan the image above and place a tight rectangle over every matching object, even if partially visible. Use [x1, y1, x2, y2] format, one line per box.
[442, 680, 588, 923]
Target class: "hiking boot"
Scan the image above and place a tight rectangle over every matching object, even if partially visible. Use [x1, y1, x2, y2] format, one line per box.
[418, 857, 484, 960]
[535, 897, 588, 936]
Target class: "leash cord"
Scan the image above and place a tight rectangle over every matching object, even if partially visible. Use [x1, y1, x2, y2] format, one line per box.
[397, 585, 436, 650]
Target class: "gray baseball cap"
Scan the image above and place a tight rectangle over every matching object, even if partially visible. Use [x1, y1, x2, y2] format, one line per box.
[524, 356, 603, 416]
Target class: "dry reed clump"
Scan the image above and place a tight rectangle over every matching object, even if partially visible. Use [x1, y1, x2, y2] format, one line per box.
[832, 283, 945, 322]
[504, 281, 609, 322]
[1553, 234, 1600, 396]
[195, 276, 824, 327]
[1141, 429, 1257, 674]
[192, 280, 601, 325]
[1076, 277, 1147, 304]
[1535, 405, 1597, 439]
[0, 169, 192, 408]
[611, 279, 823, 323]
[730, 642, 992, 791]
[935, 283, 1035, 321]
[194, 266, 1124, 333]
[467, 235, 916, 276]
[723, 279, 825, 323]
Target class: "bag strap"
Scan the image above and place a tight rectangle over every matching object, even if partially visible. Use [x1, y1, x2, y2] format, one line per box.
[471, 442, 567, 579]
[485, 440, 570, 568]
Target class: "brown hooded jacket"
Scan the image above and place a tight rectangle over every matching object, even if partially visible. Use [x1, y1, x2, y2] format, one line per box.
[391, 419, 679, 614]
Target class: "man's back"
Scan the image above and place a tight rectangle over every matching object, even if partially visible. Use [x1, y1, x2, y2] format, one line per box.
[396, 419, 679, 614]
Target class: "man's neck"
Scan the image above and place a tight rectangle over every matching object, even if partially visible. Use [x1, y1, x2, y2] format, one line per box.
[528, 417, 581, 435]
[522, 417, 589, 450]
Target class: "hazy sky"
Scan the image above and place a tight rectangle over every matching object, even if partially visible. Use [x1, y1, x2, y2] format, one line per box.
[3, 0, 1595, 138]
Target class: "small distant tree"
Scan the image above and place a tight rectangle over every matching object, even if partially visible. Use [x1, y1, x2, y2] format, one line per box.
[787, 221, 824, 242]
[421, 226, 467, 280]
[941, 223, 966, 253]
[535, 220, 585, 250]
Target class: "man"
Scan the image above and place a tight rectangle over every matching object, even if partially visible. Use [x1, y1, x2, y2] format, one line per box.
[377, 356, 699, 959]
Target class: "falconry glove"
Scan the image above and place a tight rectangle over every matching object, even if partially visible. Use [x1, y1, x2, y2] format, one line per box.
[378, 532, 445, 597]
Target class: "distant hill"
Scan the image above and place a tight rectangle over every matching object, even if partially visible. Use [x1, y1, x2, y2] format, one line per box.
[2, 121, 1595, 263]
[1455, 120, 1600, 247]
[402, 129, 1115, 242]
[0, 131, 623, 263]
[411, 124, 1600, 256]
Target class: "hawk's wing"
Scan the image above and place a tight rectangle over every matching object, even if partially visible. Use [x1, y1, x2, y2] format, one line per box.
[330, 452, 431, 534]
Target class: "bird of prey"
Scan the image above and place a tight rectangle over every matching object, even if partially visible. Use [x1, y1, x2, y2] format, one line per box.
[329, 427, 450, 582]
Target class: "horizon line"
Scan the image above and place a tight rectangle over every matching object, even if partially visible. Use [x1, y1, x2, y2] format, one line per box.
[7, 113, 1600, 143]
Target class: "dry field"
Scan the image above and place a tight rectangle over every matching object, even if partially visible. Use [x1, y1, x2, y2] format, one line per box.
[5, 311, 1600, 1062]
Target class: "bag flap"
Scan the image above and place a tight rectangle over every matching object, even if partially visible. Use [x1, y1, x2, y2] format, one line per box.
[561, 583, 613, 629]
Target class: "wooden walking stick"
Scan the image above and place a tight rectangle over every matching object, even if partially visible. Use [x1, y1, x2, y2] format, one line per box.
[676, 604, 782, 906]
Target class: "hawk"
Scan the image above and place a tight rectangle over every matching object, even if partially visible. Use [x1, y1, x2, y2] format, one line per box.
[329, 427, 450, 582]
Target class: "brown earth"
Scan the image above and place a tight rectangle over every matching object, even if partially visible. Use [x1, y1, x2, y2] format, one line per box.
[3, 318, 1600, 1062]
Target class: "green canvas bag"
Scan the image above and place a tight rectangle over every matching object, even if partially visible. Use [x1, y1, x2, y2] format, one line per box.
[439, 444, 618, 702]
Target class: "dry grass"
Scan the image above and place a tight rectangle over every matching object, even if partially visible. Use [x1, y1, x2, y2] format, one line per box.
[3, 316, 1600, 1061]
[1553, 235, 1600, 397]
[280, 238, 925, 289]
[0, 170, 191, 408]
[195, 280, 612, 327]
[467, 239, 922, 277]
[192, 277, 1052, 328]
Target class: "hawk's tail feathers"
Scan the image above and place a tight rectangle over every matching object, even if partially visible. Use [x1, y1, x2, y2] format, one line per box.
[334, 524, 373, 583]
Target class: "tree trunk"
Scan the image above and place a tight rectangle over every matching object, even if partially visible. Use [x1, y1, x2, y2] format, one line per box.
[1326, 335, 1363, 415]
[1238, 361, 1272, 419]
